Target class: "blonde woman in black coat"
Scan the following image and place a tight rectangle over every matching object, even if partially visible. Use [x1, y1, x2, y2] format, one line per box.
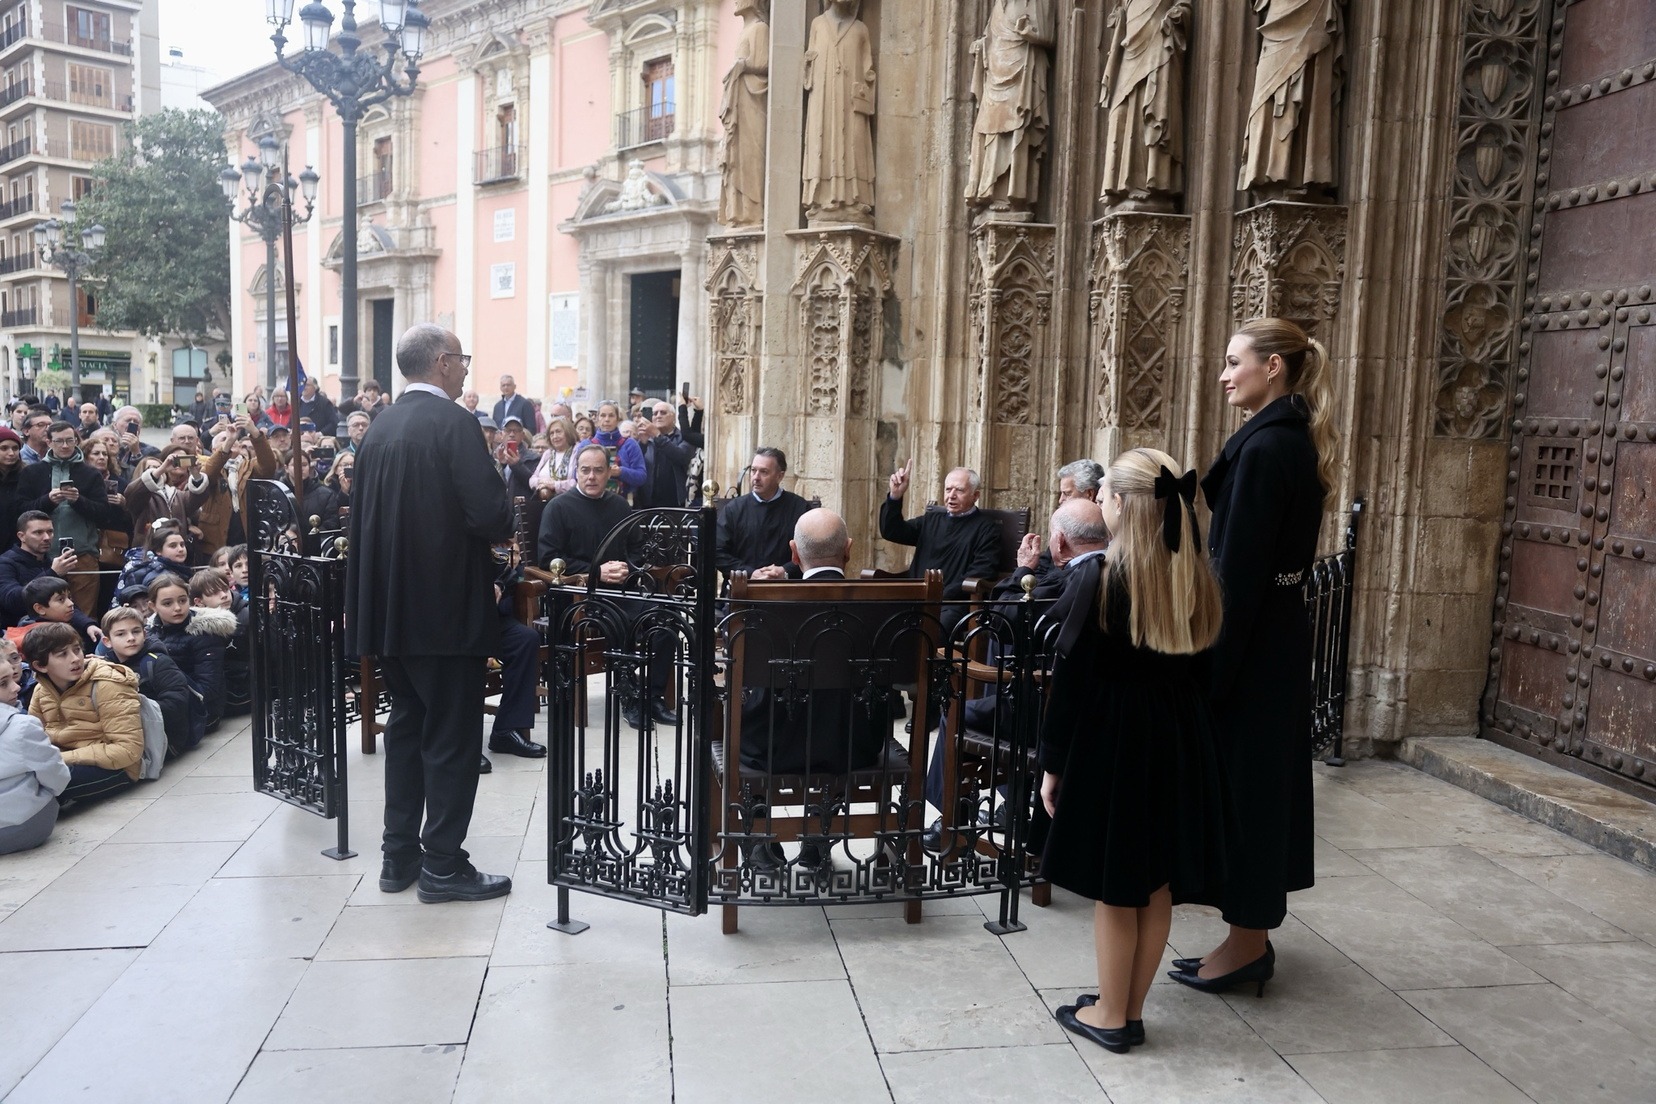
[1172, 317, 1339, 996]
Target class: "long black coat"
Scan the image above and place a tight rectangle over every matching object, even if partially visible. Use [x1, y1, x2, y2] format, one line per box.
[346, 390, 514, 659]
[1036, 557, 1229, 908]
[1200, 393, 1327, 930]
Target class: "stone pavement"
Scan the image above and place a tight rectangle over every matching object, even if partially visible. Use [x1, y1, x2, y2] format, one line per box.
[4, 713, 1656, 1104]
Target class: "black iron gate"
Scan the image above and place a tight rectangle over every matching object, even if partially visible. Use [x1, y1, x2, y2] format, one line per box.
[543, 506, 1055, 933]
[247, 479, 355, 860]
[1307, 499, 1364, 764]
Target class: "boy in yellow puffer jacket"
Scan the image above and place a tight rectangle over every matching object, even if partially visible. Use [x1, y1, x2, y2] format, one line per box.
[22, 622, 144, 805]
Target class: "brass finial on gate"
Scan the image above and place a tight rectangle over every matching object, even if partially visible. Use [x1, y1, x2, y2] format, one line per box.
[1021, 574, 1036, 600]
[549, 558, 566, 585]
[309, 514, 322, 534]
[703, 480, 720, 499]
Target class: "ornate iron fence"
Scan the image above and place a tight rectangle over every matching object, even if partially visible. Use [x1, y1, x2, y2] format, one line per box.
[543, 507, 1056, 934]
[247, 480, 355, 860]
[1307, 499, 1364, 764]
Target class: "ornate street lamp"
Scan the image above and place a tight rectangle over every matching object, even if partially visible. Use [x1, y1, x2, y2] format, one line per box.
[267, 0, 427, 398]
[223, 132, 320, 392]
[34, 199, 105, 397]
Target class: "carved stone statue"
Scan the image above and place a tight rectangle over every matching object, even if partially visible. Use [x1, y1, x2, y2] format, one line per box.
[718, 0, 770, 228]
[802, 0, 877, 227]
[966, 0, 1056, 215]
[1100, 0, 1191, 210]
[1238, 0, 1344, 197]
[606, 159, 667, 213]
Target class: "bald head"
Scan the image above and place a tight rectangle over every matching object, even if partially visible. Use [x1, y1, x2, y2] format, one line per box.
[791, 508, 851, 572]
[1049, 499, 1110, 568]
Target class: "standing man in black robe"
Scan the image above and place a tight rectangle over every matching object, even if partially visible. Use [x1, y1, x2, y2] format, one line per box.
[347, 323, 516, 904]
[715, 447, 813, 584]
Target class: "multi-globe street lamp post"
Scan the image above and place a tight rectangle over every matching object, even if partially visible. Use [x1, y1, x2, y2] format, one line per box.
[220, 134, 320, 393]
[264, 0, 428, 399]
[33, 200, 105, 399]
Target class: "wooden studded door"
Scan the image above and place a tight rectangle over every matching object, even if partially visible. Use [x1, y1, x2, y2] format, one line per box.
[1486, 0, 1656, 789]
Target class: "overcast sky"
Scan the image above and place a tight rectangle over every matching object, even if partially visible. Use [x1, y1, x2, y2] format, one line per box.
[159, 0, 286, 93]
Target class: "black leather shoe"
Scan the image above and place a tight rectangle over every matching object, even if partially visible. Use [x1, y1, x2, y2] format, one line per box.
[478, 755, 493, 774]
[489, 729, 547, 758]
[650, 700, 678, 726]
[379, 854, 421, 893]
[622, 703, 645, 729]
[1073, 996, 1144, 1046]
[1168, 944, 1275, 997]
[1055, 1004, 1132, 1053]
[1173, 938, 1270, 976]
[417, 865, 513, 903]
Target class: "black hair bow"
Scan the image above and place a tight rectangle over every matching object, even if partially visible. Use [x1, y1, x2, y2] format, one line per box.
[1153, 466, 1199, 553]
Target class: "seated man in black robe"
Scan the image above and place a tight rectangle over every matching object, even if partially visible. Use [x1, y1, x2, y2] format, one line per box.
[537, 443, 671, 730]
[879, 463, 1002, 632]
[923, 498, 1111, 845]
[715, 447, 813, 586]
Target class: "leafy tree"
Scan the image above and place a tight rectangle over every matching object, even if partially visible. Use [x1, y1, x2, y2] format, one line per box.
[75, 109, 232, 344]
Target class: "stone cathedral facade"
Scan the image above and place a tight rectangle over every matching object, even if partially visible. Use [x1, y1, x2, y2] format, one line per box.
[702, 0, 1656, 793]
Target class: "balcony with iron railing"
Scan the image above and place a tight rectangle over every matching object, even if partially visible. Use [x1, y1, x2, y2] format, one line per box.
[0, 19, 27, 53]
[1, 305, 39, 327]
[0, 192, 35, 221]
[35, 24, 133, 57]
[40, 79, 134, 113]
[474, 145, 522, 185]
[0, 134, 31, 167]
[615, 102, 674, 150]
[0, 251, 35, 274]
[356, 169, 391, 204]
[0, 79, 30, 109]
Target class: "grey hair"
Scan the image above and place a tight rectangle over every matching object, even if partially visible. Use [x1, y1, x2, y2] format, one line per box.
[396, 323, 453, 380]
[1051, 501, 1111, 546]
[1057, 459, 1105, 494]
[793, 509, 849, 568]
[574, 442, 610, 468]
[947, 467, 981, 492]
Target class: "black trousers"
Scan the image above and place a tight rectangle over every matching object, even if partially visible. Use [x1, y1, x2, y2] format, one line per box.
[492, 618, 542, 734]
[379, 654, 486, 873]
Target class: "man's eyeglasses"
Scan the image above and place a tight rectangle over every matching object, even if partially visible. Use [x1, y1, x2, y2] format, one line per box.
[441, 352, 473, 369]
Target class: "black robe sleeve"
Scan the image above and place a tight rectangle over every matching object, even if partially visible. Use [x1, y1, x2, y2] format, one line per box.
[879, 496, 921, 546]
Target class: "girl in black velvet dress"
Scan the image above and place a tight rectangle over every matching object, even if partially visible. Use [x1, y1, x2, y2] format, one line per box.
[1171, 317, 1339, 997]
[1039, 447, 1228, 1053]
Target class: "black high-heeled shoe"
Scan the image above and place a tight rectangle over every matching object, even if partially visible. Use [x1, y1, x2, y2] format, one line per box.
[1072, 995, 1144, 1046]
[1167, 943, 1275, 997]
[1171, 938, 1273, 975]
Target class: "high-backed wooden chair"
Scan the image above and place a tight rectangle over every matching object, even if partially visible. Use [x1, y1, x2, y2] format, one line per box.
[863, 504, 1030, 592]
[715, 571, 942, 933]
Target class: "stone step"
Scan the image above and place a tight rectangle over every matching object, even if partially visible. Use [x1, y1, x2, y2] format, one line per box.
[1400, 736, 1656, 874]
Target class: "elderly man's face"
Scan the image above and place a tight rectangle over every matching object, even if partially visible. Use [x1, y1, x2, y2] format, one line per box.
[942, 470, 979, 516]
[24, 415, 51, 446]
[575, 448, 609, 498]
[170, 425, 200, 453]
[651, 403, 676, 433]
[748, 454, 782, 499]
[461, 390, 479, 411]
[348, 416, 369, 444]
[499, 375, 516, 397]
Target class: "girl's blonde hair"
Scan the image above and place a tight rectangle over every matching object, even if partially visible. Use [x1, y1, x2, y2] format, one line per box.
[1101, 448, 1224, 655]
[1233, 317, 1340, 508]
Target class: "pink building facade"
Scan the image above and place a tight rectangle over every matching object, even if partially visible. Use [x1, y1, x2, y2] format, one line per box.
[203, 0, 741, 409]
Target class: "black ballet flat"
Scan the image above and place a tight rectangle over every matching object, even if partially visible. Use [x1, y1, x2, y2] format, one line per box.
[1167, 944, 1275, 997]
[1055, 1004, 1133, 1054]
[1072, 995, 1144, 1046]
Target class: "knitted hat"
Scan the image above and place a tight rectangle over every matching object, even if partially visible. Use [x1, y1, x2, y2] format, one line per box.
[0, 426, 18, 445]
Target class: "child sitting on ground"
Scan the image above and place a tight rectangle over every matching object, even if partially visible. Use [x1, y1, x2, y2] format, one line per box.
[12, 576, 104, 654]
[0, 640, 69, 853]
[189, 569, 249, 717]
[146, 576, 235, 739]
[98, 606, 196, 757]
[24, 622, 145, 806]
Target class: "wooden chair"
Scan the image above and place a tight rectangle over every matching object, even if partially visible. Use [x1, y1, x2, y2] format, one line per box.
[863, 504, 1030, 592]
[715, 571, 942, 934]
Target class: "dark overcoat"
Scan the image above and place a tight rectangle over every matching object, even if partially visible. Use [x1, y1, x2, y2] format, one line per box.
[1200, 393, 1327, 929]
[346, 390, 514, 659]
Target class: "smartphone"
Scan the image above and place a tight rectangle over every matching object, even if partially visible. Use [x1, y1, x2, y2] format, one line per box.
[680, 380, 690, 402]
[237, 402, 248, 416]
[505, 439, 519, 460]
[58, 480, 74, 492]
[314, 443, 336, 461]
[104, 478, 119, 495]
[57, 537, 73, 554]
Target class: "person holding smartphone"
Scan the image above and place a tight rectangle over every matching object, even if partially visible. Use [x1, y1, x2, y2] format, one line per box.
[17, 422, 125, 617]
